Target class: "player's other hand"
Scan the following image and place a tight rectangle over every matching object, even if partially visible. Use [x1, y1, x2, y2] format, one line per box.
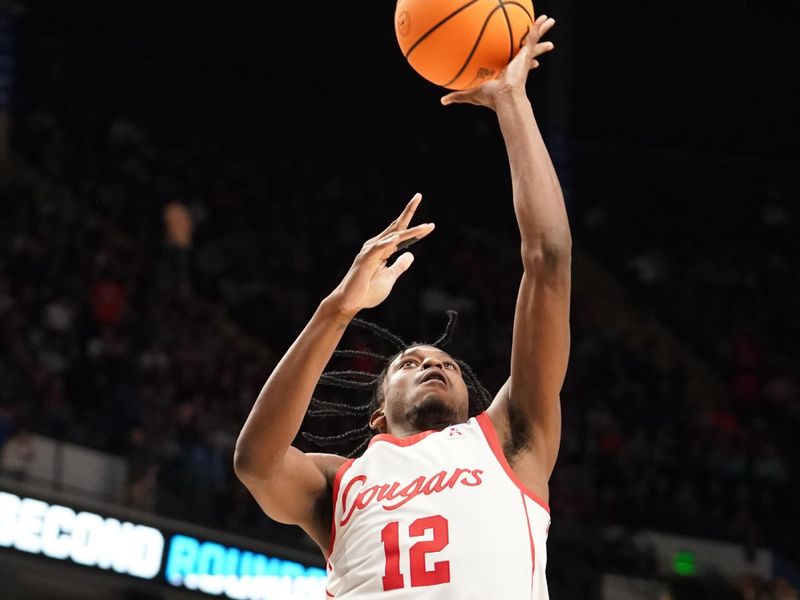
[326, 194, 434, 316]
[440, 15, 556, 110]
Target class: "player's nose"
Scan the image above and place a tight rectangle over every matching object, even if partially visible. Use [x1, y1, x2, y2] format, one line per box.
[420, 356, 444, 370]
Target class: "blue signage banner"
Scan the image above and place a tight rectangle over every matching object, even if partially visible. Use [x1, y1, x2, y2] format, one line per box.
[0, 489, 327, 599]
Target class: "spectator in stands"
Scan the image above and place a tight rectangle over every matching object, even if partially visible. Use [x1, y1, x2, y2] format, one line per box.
[0, 425, 35, 480]
[163, 199, 194, 286]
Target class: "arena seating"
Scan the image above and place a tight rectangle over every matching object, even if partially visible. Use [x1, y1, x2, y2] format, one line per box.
[1, 37, 796, 597]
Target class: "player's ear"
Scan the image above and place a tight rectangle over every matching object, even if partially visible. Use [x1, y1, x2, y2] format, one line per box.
[369, 408, 387, 434]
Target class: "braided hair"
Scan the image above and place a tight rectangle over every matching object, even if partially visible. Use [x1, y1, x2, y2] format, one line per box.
[302, 310, 492, 458]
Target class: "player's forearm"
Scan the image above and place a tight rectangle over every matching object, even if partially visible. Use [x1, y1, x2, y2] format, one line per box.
[234, 297, 353, 481]
[496, 92, 571, 262]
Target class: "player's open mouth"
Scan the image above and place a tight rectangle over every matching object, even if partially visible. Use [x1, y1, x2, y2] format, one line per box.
[418, 371, 448, 386]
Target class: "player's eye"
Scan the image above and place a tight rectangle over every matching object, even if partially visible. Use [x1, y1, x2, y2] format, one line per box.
[400, 359, 418, 368]
[443, 362, 455, 369]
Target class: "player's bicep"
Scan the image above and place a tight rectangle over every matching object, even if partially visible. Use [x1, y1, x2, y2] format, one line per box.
[241, 447, 345, 530]
[508, 265, 570, 431]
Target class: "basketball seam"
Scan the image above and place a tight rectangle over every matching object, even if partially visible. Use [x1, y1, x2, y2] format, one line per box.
[496, 0, 514, 63]
[442, 4, 505, 89]
[404, 0, 482, 60]
[500, 1, 533, 23]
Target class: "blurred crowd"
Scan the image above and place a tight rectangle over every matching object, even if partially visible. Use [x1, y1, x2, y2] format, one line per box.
[0, 39, 796, 597]
[576, 150, 799, 430]
[573, 149, 798, 555]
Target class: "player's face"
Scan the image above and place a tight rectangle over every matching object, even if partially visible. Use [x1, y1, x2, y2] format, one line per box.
[372, 345, 470, 436]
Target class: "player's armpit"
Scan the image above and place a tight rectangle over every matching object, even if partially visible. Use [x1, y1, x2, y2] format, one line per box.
[239, 447, 346, 550]
[488, 377, 562, 489]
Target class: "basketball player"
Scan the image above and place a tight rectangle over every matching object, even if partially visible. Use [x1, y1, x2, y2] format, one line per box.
[235, 15, 566, 598]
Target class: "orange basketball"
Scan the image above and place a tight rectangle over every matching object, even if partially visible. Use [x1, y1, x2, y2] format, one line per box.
[395, 0, 535, 90]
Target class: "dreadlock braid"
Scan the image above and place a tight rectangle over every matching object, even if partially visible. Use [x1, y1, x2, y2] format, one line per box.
[349, 317, 407, 349]
[302, 423, 372, 446]
[332, 349, 391, 362]
[306, 311, 492, 457]
[307, 397, 372, 417]
[456, 359, 493, 409]
[318, 369, 379, 390]
[432, 309, 459, 348]
[348, 436, 372, 459]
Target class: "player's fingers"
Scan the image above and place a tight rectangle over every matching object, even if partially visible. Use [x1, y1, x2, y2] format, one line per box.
[441, 91, 468, 106]
[381, 223, 434, 256]
[520, 23, 535, 47]
[538, 17, 556, 36]
[365, 223, 435, 259]
[520, 15, 547, 52]
[525, 16, 554, 48]
[366, 233, 398, 251]
[396, 235, 422, 252]
[441, 90, 484, 106]
[533, 14, 549, 29]
[529, 59, 540, 70]
[386, 222, 435, 245]
[373, 194, 421, 240]
[394, 220, 437, 251]
[387, 252, 415, 280]
[531, 41, 554, 58]
[396, 193, 422, 230]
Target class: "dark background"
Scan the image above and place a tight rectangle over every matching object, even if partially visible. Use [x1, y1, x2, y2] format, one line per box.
[19, 0, 800, 157]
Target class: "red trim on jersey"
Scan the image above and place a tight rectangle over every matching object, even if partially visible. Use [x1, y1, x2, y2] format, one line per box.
[325, 591, 335, 598]
[368, 428, 438, 448]
[326, 458, 355, 561]
[521, 490, 537, 594]
[475, 411, 551, 514]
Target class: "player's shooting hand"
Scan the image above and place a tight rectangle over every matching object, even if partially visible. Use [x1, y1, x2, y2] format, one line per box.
[328, 194, 434, 316]
[440, 15, 556, 110]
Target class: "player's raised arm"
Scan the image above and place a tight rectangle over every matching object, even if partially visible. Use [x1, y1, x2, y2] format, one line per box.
[442, 17, 569, 484]
[233, 195, 434, 548]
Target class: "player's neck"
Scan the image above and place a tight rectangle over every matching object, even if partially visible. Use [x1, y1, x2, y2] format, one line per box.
[388, 420, 452, 438]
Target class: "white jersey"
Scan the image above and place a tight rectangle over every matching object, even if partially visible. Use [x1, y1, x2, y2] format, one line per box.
[326, 412, 551, 599]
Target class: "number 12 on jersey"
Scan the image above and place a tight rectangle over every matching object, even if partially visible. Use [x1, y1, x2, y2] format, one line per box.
[380, 515, 451, 591]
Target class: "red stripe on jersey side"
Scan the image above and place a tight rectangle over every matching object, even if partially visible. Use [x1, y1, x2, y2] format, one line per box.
[327, 458, 356, 561]
[520, 491, 536, 598]
[475, 411, 551, 514]
[368, 429, 438, 449]
[325, 590, 335, 598]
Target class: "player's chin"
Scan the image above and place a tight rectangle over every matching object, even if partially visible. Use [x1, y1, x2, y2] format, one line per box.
[407, 394, 460, 428]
